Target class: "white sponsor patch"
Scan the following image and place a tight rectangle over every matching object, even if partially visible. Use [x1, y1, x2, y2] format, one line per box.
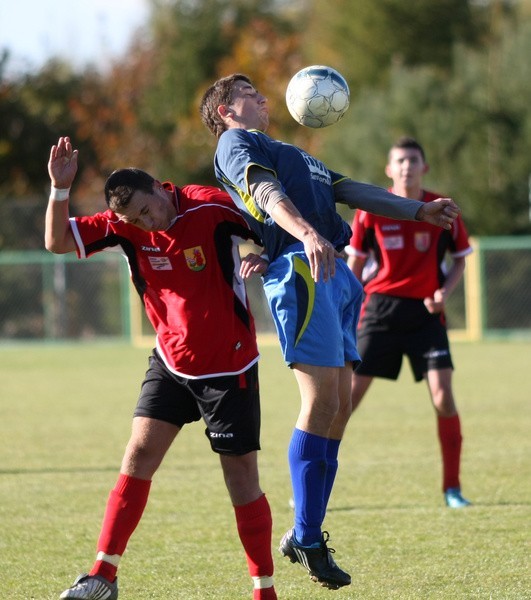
[148, 256, 172, 270]
[383, 235, 404, 250]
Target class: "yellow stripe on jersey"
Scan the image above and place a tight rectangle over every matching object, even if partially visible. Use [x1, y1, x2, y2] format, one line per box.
[220, 173, 265, 223]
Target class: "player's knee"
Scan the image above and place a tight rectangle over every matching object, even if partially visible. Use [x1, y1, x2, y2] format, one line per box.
[312, 398, 341, 425]
[432, 390, 457, 417]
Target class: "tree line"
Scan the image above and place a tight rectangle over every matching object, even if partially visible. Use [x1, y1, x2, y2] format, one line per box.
[1, 0, 530, 250]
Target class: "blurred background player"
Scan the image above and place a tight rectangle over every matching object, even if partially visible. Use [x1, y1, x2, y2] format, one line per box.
[200, 75, 461, 590]
[346, 136, 473, 508]
[46, 136, 277, 600]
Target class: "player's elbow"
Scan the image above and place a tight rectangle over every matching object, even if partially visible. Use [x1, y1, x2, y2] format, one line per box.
[44, 235, 70, 254]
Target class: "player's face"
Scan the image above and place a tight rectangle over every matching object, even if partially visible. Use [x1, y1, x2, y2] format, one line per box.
[115, 186, 177, 232]
[226, 81, 269, 131]
[386, 147, 428, 192]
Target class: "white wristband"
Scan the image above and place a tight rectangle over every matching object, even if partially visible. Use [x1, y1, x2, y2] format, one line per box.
[50, 185, 70, 201]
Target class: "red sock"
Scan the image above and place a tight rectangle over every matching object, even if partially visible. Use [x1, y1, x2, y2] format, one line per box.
[89, 473, 151, 582]
[437, 414, 463, 491]
[234, 494, 276, 598]
[254, 586, 278, 600]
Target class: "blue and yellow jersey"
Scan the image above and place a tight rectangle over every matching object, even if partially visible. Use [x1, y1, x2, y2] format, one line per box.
[214, 128, 352, 262]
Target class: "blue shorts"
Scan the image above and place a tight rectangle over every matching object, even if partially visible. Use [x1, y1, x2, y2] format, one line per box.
[263, 248, 363, 367]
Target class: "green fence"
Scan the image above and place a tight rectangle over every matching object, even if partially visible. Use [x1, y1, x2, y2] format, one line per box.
[0, 251, 131, 342]
[459, 236, 531, 340]
[1, 237, 530, 344]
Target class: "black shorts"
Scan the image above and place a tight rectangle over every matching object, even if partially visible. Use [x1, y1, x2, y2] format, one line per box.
[355, 294, 454, 382]
[134, 350, 261, 455]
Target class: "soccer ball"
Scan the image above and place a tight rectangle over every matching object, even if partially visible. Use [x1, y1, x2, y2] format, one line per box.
[286, 65, 350, 128]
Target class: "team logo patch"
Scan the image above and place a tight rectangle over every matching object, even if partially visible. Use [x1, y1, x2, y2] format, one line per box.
[414, 232, 431, 252]
[184, 246, 206, 271]
[148, 256, 172, 270]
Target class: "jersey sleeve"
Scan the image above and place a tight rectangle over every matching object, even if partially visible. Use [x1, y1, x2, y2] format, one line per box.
[329, 169, 348, 185]
[69, 211, 122, 259]
[451, 214, 473, 258]
[347, 210, 372, 258]
[218, 129, 276, 179]
[215, 129, 274, 222]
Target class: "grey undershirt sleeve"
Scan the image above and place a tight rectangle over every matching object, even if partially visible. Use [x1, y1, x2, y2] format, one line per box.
[334, 178, 423, 220]
[247, 167, 424, 222]
[247, 166, 290, 216]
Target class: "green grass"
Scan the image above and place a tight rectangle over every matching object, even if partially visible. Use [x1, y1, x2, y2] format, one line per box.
[1, 340, 529, 599]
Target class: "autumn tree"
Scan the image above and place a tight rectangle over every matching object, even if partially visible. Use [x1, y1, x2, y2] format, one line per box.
[301, 0, 488, 94]
[320, 15, 531, 235]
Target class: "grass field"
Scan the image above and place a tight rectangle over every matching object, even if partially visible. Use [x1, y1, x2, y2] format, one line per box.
[1, 340, 529, 599]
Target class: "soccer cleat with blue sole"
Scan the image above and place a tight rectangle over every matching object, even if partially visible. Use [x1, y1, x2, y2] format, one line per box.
[444, 487, 472, 508]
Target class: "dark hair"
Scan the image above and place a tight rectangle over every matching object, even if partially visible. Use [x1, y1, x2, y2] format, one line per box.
[199, 73, 252, 138]
[390, 136, 427, 162]
[104, 168, 155, 211]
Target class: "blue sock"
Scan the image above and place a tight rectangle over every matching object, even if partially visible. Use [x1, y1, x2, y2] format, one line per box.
[288, 428, 328, 546]
[323, 438, 341, 521]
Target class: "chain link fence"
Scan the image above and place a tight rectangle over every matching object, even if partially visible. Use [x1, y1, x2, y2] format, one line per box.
[1, 237, 530, 344]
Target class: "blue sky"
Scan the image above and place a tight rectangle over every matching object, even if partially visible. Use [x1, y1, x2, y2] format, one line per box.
[0, 0, 150, 74]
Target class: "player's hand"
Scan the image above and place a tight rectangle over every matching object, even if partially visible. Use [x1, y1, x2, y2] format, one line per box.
[302, 231, 338, 283]
[416, 198, 459, 230]
[424, 289, 445, 314]
[240, 253, 269, 279]
[48, 136, 78, 189]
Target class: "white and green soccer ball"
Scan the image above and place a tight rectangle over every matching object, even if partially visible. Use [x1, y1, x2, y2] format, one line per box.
[286, 65, 350, 128]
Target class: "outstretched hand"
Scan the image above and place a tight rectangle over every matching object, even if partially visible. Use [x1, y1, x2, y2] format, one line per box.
[416, 198, 460, 230]
[48, 136, 78, 188]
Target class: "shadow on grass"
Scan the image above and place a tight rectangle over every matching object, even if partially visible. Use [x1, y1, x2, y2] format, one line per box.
[328, 500, 531, 511]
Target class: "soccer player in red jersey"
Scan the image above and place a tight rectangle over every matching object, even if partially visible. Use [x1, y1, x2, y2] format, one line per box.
[345, 137, 473, 508]
[46, 137, 277, 600]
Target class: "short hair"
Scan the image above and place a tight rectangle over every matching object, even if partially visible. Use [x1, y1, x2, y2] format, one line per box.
[104, 168, 155, 212]
[200, 73, 252, 139]
[389, 136, 427, 162]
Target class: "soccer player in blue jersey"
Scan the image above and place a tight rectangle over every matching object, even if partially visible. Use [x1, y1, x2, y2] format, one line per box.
[200, 74, 460, 590]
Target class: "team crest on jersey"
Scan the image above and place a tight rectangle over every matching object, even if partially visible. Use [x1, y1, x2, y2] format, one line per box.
[414, 232, 431, 252]
[184, 246, 206, 271]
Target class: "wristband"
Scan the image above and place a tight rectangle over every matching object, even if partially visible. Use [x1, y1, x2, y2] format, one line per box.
[50, 186, 70, 201]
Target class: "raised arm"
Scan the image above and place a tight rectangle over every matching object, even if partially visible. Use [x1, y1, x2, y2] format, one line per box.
[45, 136, 78, 254]
[334, 179, 460, 230]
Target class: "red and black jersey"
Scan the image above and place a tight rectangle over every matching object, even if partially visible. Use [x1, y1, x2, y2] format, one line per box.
[70, 183, 262, 378]
[348, 190, 472, 299]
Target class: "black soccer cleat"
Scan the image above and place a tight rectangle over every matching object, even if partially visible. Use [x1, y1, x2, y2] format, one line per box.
[279, 528, 351, 590]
